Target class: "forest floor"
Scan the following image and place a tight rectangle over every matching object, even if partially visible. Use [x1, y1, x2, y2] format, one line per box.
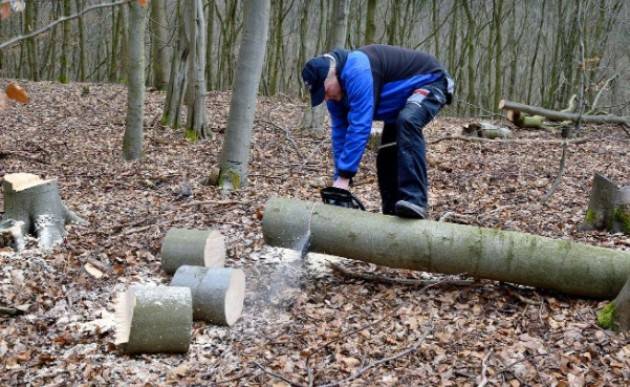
[0, 81, 629, 386]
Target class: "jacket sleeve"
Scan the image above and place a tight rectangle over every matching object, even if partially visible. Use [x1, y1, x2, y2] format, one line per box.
[327, 101, 348, 178]
[336, 61, 374, 178]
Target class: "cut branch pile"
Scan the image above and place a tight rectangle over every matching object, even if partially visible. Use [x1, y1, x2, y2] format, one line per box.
[499, 99, 629, 127]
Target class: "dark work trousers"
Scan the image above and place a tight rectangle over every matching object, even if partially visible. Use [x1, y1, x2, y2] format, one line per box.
[376, 79, 448, 215]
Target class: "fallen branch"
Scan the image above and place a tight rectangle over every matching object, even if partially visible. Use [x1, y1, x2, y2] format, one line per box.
[329, 261, 474, 288]
[477, 350, 493, 387]
[498, 99, 629, 126]
[428, 135, 588, 146]
[257, 119, 304, 159]
[252, 361, 305, 387]
[317, 323, 434, 387]
[0, 150, 47, 164]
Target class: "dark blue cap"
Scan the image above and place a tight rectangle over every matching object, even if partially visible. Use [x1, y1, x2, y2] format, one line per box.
[302, 56, 332, 107]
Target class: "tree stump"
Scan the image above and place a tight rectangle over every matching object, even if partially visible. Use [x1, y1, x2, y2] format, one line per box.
[170, 265, 246, 326]
[160, 228, 226, 273]
[114, 285, 193, 354]
[579, 174, 630, 234]
[597, 277, 630, 331]
[2, 173, 84, 250]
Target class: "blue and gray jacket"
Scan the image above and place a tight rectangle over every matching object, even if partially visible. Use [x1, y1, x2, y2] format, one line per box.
[326, 44, 452, 179]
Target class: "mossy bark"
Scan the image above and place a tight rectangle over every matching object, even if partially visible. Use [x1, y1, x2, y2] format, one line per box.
[597, 277, 630, 331]
[263, 197, 630, 299]
[580, 174, 630, 234]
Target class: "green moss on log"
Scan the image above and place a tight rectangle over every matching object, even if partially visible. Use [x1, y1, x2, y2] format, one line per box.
[219, 169, 241, 190]
[185, 129, 199, 142]
[597, 302, 616, 329]
[614, 208, 630, 234]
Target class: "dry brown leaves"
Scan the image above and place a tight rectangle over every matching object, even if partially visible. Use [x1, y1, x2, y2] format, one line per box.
[0, 81, 628, 386]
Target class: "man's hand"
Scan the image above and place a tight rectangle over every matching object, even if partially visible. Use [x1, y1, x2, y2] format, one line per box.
[332, 177, 350, 190]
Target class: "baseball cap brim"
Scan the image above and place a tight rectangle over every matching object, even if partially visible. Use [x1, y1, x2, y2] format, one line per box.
[310, 86, 325, 107]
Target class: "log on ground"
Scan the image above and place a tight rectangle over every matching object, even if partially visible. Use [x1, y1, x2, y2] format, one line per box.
[498, 99, 630, 126]
[170, 265, 245, 326]
[262, 197, 630, 299]
[114, 285, 192, 354]
[160, 228, 226, 273]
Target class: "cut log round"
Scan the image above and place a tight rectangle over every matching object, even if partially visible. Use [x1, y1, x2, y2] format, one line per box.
[262, 197, 630, 299]
[160, 228, 226, 274]
[170, 265, 246, 326]
[114, 285, 192, 354]
[3, 173, 84, 250]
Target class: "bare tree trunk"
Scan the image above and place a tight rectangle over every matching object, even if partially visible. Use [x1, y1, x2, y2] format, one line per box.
[218, 0, 270, 190]
[75, 0, 87, 82]
[184, 0, 209, 139]
[24, 0, 39, 81]
[162, 0, 189, 129]
[206, 0, 215, 90]
[59, 0, 71, 83]
[150, 0, 169, 90]
[364, 0, 377, 45]
[122, 0, 148, 161]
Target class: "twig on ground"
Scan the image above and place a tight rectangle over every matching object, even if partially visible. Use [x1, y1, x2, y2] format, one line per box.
[504, 287, 542, 306]
[328, 261, 474, 288]
[428, 135, 588, 146]
[477, 350, 493, 387]
[252, 361, 306, 387]
[257, 119, 305, 159]
[317, 323, 434, 387]
[0, 150, 48, 164]
[0, 306, 24, 317]
[498, 353, 548, 375]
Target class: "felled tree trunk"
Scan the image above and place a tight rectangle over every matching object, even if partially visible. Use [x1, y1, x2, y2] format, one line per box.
[579, 174, 630, 234]
[114, 285, 192, 354]
[160, 228, 226, 274]
[262, 198, 630, 299]
[170, 265, 246, 326]
[505, 109, 544, 129]
[598, 277, 630, 331]
[3, 173, 84, 250]
[499, 99, 630, 126]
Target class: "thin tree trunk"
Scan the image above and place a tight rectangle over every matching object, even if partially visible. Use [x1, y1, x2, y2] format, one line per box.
[162, 0, 188, 129]
[218, 0, 270, 189]
[206, 0, 215, 90]
[150, 0, 169, 89]
[122, 1, 148, 161]
[75, 0, 87, 82]
[184, 0, 209, 139]
[24, 0, 39, 81]
[60, 0, 71, 83]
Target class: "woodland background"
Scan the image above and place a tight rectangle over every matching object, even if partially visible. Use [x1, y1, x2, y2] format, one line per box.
[0, 0, 629, 116]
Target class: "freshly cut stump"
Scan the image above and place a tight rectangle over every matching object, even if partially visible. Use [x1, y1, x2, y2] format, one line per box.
[161, 228, 226, 274]
[171, 265, 246, 326]
[3, 173, 84, 250]
[114, 285, 192, 354]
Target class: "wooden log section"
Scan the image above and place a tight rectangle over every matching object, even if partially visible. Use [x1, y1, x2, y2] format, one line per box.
[3, 173, 84, 250]
[170, 265, 246, 326]
[160, 228, 226, 274]
[114, 285, 192, 354]
[262, 197, 630, 299]
[499, 99, 630, 126]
